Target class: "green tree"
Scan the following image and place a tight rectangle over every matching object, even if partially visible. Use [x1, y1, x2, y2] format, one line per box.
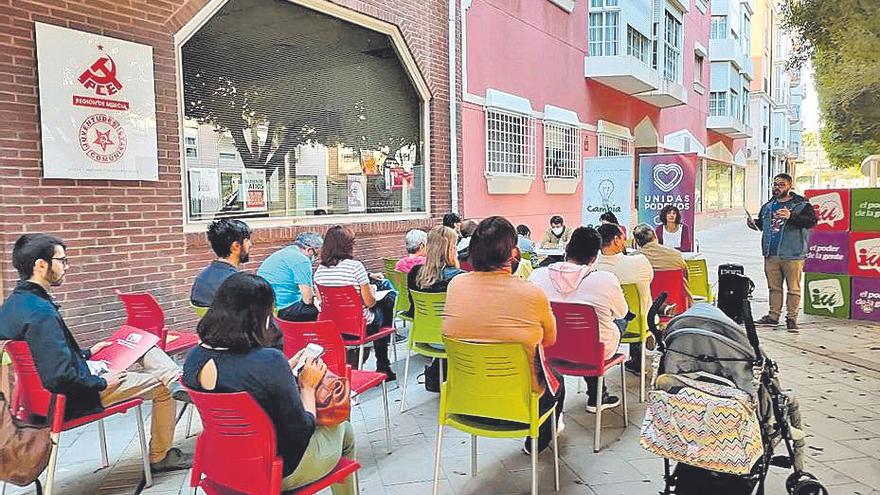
[782, 0, 880, 168]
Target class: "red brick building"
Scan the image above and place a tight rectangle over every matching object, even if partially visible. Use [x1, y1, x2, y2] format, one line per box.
[0, 0, 458, 343]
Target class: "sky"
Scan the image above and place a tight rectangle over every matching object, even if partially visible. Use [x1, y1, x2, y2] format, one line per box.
[801, 62, 821, 133]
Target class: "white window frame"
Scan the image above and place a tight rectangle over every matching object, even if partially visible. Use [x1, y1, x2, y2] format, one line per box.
[710, 15, 728, 40]
[709, 92, 727, 117]
[588, 1, 620, 57]
[663, 11, 682, 82]
[184, 127, 198, 159]
[596, 121, 633, 157]
[742, 14, 751, 54]
[731, 88, 740, 121]
[485, 108, 536, 177]
[694, 53, 704, 84]
[627, 26, 651, 65]
[543, 121, 580, 179]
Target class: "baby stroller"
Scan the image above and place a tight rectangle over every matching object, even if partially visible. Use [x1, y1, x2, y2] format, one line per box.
[639, 287, 827, 495]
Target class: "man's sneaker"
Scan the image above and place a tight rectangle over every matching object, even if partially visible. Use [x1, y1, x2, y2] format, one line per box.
[786, 319, 799, 333]
[756, 315, 779, 326]
[150, 448, 192, 473]
[169, 381, 192, 404]
[556, 413, 565, 437]
[376, 366, 397, 382]
[586, 394, 621, 413]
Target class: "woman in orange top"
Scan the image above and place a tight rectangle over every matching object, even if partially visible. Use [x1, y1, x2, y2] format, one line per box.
[443, 216, 565, 454]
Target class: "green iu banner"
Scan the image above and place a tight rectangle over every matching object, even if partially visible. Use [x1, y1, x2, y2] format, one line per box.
[804, 272, 851, 318]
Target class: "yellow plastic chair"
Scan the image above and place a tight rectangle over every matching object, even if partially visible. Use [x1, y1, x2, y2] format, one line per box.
[384, 269, 413, 324]
[686, 258, 713, 303]
[432, 338, 559, 495]
[620, 283, 649, 402]
[191, 303, 209, 319]
[382, 257, 400, 277]
[399, 291, 447, 412]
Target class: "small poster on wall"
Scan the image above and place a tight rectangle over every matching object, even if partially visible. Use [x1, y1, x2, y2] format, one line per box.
[347, 175, 366, 213]
[220, 171, 243, 212]
[35, 22, 159, 181]
[188, 168, 220, 217]
[244, 169, 267, 211]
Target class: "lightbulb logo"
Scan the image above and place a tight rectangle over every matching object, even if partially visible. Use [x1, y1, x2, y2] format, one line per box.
[811, 192, 845, 227]
[855, 238, 880, 273]
[598, 179, 614, 208]
[808, 279, 844, 313]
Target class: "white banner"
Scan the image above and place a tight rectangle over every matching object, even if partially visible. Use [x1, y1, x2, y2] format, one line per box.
[582, 156, 634, 229]
[35, 23, 158, 181]
[188, 168, 220, 217]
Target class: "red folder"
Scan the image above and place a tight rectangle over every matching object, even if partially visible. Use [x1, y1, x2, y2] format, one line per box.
[90, 325, 161, 374]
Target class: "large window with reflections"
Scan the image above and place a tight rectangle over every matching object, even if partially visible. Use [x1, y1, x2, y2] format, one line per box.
[181, 0, 426, 223]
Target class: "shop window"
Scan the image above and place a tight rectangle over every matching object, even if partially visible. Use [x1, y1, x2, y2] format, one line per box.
[705, 162, 733, 210]
[180, 0, 425, 222]
[732, 166, 745, 207]
[485, 109, 536, 176]
[543, 122, 580, 179]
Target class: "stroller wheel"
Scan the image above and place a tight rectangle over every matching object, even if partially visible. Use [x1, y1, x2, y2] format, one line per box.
[786, 472, 828, 495]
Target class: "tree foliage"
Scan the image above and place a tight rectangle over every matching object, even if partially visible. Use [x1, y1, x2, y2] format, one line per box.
[782, 0, 880, 168]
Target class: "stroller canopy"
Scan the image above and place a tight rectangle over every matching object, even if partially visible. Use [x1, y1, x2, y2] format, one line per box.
[661, 303, 761, 393]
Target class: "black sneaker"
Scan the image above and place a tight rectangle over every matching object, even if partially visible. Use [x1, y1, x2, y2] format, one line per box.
[376, 366, 397, 382]
[624, 362, 642, 375]
[756, 315, 779, 326]
[586, 394, 621, 413]
[786, 319, 799, 333]
[150, 448, 192, 473]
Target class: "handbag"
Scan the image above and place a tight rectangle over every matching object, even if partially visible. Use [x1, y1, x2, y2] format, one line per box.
[0, 341, 53, 487]
[640, 373, 763, 475]
[313, 368, 351, 427]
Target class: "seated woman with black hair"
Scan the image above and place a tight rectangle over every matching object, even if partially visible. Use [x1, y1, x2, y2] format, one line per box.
[182, 272, 356, 495]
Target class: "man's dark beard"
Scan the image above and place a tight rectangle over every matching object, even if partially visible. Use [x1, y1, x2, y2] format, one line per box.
[240, 251, 250, 264]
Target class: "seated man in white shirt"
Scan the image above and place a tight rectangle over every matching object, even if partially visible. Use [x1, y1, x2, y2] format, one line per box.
[530, 226, 629, 413]
[594, 223, 654, 374]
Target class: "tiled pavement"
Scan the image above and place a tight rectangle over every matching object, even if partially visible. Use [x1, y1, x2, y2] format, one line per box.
[5, 221, 880, 495]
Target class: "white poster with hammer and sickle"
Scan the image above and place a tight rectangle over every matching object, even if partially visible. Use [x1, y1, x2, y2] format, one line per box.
[35, 23, 158, 181]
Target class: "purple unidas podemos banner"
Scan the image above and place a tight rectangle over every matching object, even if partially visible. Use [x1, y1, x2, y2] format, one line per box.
[638, 153, 698, 251]
[804, 231, 849, 274]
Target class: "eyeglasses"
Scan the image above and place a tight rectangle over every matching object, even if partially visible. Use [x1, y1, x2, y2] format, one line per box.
[773, 181, 788, 187]
[51, 257, 69, 267]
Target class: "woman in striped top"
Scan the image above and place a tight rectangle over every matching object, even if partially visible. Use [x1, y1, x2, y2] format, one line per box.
[314, 225, 397, 379]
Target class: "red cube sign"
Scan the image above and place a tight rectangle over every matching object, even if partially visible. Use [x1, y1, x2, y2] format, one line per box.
[849, 232, 880, 278]
[805, 189, 850, 231]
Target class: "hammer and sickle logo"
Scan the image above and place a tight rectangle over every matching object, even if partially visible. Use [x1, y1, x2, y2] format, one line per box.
[78, 46, 123, 96]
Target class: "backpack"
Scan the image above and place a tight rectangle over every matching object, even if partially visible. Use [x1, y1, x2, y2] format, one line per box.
[0, 340, 53, 489]
[716, 265, 754, 323]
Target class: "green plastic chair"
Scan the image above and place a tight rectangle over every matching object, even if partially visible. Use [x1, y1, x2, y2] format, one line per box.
[191, 303, 209, 319]
[399, 291, 447, 412]
[432, 338, 559, 495]
[384, 269, 413, 324]
[686, 258, 713, 303]
[382, 257, 400, 275]
[620, 283, 649, 402]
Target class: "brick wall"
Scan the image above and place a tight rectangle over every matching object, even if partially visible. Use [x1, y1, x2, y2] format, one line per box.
[0, 0, 457, 344]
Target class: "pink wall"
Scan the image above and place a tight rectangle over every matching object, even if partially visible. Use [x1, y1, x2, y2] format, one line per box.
[461, 0, 590, 237]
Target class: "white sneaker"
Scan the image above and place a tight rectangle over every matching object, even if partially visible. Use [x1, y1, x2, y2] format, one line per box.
[556, 413, 565, 437]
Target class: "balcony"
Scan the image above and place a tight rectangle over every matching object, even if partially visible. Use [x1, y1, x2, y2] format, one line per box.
[710, 38, 745, 70]
[772, 137, 787, 157]
[707, 115, 753, 139]
[635, 77, 688, 108]
[584, 55, 660, 95]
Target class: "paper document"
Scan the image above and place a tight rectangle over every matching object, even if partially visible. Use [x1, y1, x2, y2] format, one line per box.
[90, 325, 161, 375]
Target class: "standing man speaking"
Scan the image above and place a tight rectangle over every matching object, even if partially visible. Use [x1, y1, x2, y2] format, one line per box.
[747, 173, 818, 332]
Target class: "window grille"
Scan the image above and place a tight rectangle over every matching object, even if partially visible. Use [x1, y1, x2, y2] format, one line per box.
[543, 122, 580, 179]
[485, 108, 536, 176]
[597, 133, 632, 157]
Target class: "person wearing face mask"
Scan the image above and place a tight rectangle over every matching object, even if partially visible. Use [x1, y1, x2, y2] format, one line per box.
[191, 219, 253, 308]
[443, 216, 565, 455]
[593, 223, 654, 374]
[258, 232, 324, 322]
[540, 215, 574, 248]
[747, 173, 817, 332]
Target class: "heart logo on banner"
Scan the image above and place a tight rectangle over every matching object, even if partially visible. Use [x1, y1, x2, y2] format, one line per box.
[653, 163, 683, 193]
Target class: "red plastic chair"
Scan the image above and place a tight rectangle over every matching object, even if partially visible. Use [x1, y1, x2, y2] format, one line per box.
[649, 269, 690, 322]
[115, 289, 200, 355]
[277, 320, 392, 453]
[315, 285, 396, 370]
[5, 341, 152, 495]
[544, 302, 628, 453]
[188, 389, 360, 495]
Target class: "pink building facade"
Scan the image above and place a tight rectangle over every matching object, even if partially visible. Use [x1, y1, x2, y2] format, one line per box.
[460, 0, 752, 235]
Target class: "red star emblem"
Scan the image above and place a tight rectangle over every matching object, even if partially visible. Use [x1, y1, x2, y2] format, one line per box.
[93, 129, 115, 152]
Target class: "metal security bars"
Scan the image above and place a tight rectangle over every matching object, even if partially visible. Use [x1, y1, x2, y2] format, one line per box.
[485, 108, 536, 176]
[597, 133, 632, 157]
[543, 122, 580, 179]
